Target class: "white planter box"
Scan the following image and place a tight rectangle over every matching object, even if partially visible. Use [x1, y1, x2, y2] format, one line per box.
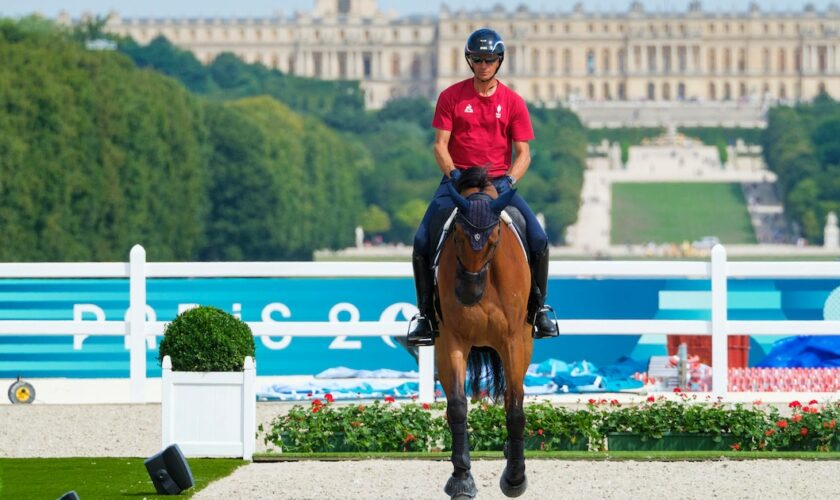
[161, 355, 256, 460]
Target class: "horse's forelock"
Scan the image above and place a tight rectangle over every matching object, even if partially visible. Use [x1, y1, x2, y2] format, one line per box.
[454, 166, 490, 193]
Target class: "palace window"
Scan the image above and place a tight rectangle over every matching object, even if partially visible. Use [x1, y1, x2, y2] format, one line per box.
[338, 52, 348, 78]
[532, 48, 541, 73]
[586, 49, 595, 74]
[709, 82, 716, 100]
[587, 82, 595, 99]
[411, 54, 422, 78]
[391, 53, 400, 77]
[647, 82, 655, 100]
[602, 49, 611, 73]
[563, 48, 572, 74]
[662, 82, 671, 100]
[603, 82, 611, 100]
[778, 48, 786, 73]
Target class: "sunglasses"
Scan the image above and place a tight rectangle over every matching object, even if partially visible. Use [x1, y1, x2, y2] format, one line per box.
[469, 55, 499, 65]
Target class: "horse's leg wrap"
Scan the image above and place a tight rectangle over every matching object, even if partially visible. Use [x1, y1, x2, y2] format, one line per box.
[447, 398, 470, 474]
[503, 404, 526, 486]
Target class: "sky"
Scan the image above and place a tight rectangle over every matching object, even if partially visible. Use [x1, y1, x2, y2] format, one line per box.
[1, 0, 838, 19]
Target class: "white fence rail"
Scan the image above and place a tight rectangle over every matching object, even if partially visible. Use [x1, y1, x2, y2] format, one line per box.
[2, 244, 840, 402]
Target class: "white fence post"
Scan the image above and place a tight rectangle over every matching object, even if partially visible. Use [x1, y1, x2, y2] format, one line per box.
[711, 244, 728, 397]
[418, 345, 435, 403]
[161, 355, 173, 448]
[242, 356, 256, 461]
[129, 244, 147, 402]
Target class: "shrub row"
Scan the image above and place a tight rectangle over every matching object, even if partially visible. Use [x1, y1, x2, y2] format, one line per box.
[261, 395, 840, 453]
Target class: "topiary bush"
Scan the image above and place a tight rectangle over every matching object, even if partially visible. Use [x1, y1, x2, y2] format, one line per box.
[158, 305, 256, 371]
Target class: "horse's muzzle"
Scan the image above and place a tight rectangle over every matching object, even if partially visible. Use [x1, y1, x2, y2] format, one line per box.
[455, 260, 488, 306]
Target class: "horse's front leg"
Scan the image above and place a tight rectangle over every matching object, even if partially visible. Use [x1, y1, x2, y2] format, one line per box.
[438, 342, 477, 499]
[500, 336, 531, 498]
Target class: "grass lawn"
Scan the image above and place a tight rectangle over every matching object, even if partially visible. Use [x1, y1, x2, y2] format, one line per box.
[0, 457, 244, 499]
[611, 183, 756, 245]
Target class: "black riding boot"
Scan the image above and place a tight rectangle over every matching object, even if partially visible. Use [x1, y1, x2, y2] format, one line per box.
[529, 246, 559, 339]
[407, 252, 439, 346]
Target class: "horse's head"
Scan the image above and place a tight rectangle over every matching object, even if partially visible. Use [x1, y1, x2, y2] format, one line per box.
[446, 167, 515, 306]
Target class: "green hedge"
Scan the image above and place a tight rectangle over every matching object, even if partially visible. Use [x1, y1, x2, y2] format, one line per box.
[158, 306, 255, 371]
[262, 397, 840, 453]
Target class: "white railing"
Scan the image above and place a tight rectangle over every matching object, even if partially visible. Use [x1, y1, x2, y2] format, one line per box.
[1, 244, 840, 402]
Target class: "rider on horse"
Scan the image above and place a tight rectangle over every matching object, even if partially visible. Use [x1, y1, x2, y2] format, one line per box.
[408, 28, 559, 347]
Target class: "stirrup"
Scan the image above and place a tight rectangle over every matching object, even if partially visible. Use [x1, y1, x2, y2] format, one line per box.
[532, 305, 559, 339]
[406, 313, 439, 347]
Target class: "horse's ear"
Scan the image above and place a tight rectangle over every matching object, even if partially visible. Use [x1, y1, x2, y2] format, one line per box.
[490, 189, 516, 213]
[446, 180, 471, 212]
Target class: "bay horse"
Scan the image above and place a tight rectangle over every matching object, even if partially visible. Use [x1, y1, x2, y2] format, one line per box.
[436, 167, 533, 499]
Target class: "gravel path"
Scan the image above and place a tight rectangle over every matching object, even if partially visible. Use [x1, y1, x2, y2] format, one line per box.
[2, 404, 837, 499]
[193, 459, 837, 499]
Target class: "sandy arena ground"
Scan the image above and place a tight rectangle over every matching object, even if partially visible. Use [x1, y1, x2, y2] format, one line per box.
[2, 402, 839, 499]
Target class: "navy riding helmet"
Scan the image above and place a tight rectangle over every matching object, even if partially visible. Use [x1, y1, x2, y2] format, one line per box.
[464, 28, 505, 74]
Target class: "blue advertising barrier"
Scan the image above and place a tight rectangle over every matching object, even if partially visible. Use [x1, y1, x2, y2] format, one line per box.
[2, 276, 839, 378]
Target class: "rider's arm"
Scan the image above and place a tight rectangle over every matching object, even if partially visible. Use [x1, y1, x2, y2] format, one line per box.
[506, 141, 531, 185]
[434, 129, 458, 178]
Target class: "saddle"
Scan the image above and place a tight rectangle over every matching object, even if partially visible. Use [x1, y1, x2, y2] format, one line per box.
[430, 205, 529, 269]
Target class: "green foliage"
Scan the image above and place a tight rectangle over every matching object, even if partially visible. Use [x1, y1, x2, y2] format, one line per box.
[261, 396, 840, 453]
[524, 106, 588, 243]
[201, 96, 369, 259]
[263, 399, 448, 452]
[0, 20, 207, 262]
[120, 36, 217, 93]
[0, 458, 244, 500]
[158, 306, 255, 372]
[611, 183, 756, 244]
[763, 401, 840, 451]
[763, 104, 833, 243]
[359, 205, 391, 234]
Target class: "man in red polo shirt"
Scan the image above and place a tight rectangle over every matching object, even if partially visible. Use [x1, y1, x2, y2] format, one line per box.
[407, 28, 558, 346]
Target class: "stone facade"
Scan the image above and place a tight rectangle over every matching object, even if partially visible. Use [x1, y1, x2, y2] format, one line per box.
[86, 0, 840, 108]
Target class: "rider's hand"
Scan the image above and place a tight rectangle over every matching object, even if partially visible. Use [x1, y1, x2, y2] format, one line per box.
[449, 168, 461, 183]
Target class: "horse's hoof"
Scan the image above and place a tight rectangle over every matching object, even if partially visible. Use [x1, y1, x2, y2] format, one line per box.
[499, 467, 528, 498]
[445, 471, 477, 499]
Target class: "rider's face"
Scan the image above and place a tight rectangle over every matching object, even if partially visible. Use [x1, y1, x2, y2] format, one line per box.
[470, 57, 499, 81]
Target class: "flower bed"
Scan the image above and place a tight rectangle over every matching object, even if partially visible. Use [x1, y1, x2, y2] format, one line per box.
[260, 393, 840, 453]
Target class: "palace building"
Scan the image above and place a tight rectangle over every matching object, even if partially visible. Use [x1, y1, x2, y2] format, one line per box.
[91, 0, 840, 108]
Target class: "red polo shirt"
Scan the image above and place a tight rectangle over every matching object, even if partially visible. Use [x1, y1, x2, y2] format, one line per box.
[432, 78, 534, 178]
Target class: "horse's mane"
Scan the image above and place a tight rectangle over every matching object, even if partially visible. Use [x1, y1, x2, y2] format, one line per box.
[454, 167, 490, 193]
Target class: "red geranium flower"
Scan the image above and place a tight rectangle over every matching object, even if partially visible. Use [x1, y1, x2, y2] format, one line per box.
[792, 414, 803, 423]
[765, 429, 775, 436]
[777, 420, 788, 429]
[647, 396, 656, 402]
[384, 395, 396, 403]
[731, 443, 741, 451]
[324, 393, 334, 403]
[403, 433, 416, 443]
[311, 399, 322, 407]
[809, 399, 819, 405]
[537, 429, 544, 436]
[789, 400, 802, 408]
[588, 398, 597, 405]
[673, 387, 682, 393]
[422, 403, 431, 410]
[801, 427, 809, 437]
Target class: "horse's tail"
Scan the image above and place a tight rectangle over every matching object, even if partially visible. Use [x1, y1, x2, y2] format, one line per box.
[467, 347, 505, 401]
